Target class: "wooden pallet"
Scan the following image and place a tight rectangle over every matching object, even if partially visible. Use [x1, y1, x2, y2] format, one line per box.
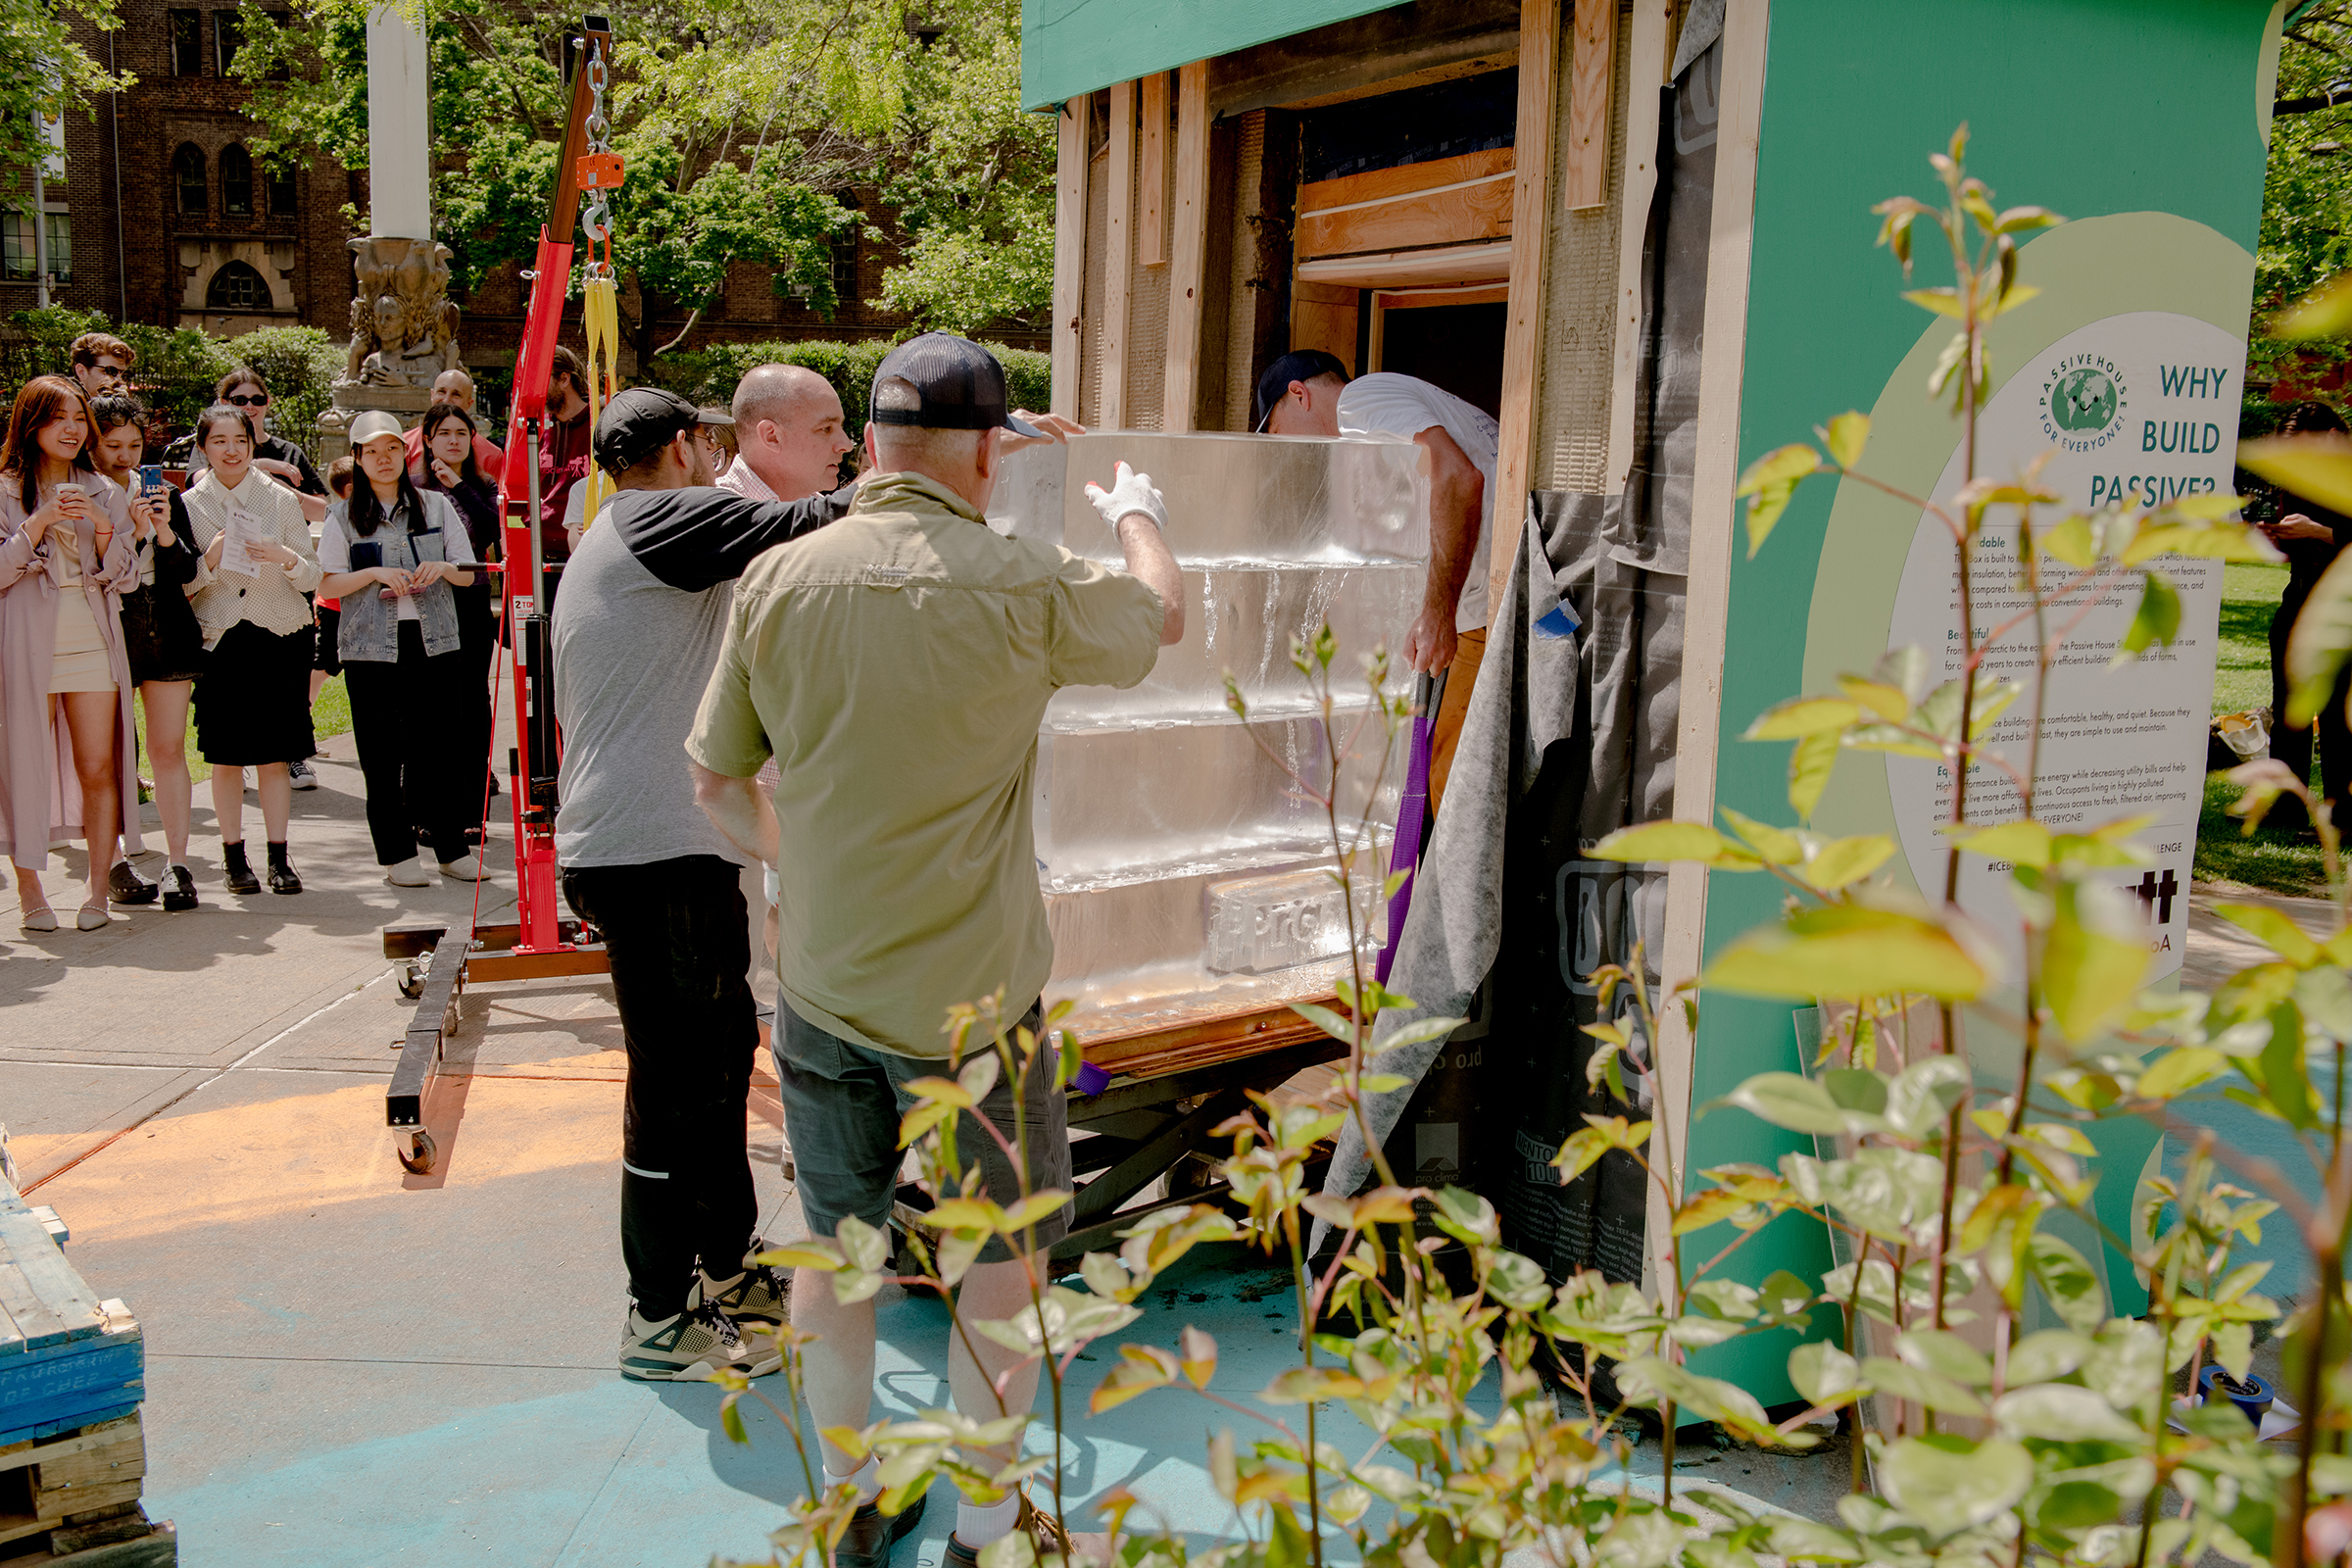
[0, 1414, 173, 1565]
[0, 1182, 144, 1449]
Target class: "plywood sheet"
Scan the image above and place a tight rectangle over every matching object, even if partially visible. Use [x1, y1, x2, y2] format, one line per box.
[1296, 175, 1513, 261]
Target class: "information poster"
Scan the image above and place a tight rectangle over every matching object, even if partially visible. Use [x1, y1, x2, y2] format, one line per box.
[1883, 312, 2243, 983]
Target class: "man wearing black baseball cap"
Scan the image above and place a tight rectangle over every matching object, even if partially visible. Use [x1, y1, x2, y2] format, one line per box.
[686, 333, 1181, 1568]
[552, 383, 858, 1386]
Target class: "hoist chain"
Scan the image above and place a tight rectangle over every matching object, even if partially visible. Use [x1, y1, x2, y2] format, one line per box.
[579, 38, 615, 272]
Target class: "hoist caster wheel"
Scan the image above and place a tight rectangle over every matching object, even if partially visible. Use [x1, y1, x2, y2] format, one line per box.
[397, 960, 425, 1000]
[398, 1129, 437, 1175]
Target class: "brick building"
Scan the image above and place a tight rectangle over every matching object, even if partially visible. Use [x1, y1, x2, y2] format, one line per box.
[2, 2, 1044, 390]
[0, 0, 360, 333]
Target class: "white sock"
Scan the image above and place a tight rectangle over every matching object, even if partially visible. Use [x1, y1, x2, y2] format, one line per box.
[826, 1456, 879, 1504]
[956, 1494, 1020, 1547]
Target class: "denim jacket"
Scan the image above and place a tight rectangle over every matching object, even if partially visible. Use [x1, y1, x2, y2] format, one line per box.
[336, 489, 464, 661]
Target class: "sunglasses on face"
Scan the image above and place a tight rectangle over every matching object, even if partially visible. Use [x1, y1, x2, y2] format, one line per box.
[225, 393, 270, 408]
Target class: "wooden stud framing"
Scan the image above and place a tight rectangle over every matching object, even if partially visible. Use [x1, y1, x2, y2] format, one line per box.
[1563, 0, 1617, 210]
[1051, 101, 1088, 420]
[1604, 0, 1676, 492]
[1103, 79, 1137, 430]
[1485, 0, 1564, 612]
[1140, 72, 1169, 268]
[1163, 60, 1210, 433]
[1644, 0, 1771, 1296]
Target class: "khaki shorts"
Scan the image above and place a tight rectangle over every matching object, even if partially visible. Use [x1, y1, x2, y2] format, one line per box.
[774, 1000, 1072, 1263]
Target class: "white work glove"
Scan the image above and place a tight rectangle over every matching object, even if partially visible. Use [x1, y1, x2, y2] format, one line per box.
[1083, 461, 1169, 534]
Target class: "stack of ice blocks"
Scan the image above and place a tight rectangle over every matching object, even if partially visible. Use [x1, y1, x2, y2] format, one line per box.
[985, 432, 1431, 1042]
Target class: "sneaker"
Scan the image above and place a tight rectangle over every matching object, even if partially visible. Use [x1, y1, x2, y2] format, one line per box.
[438, 853, 488, 881]
[107, 859, 158, 906]
[385, 858, 434, 887]
[700, 1244, 790, 1325]
[287, 758, 318, 791]
[838, 1494, 928, 1568]
[161, 864, 198, 912]
[618, 1300, 781, 1382]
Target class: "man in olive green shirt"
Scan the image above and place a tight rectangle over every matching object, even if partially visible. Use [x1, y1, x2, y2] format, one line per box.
[686, 334, 1180, 1568]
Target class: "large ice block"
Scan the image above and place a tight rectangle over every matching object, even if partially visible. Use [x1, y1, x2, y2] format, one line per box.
[984, 432, 1430, 1040]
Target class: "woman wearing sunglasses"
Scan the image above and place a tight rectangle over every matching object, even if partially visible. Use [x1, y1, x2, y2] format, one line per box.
[182, 403, 321, 896]
[319, 410, 486, 886]
[0, 375, 145, 932]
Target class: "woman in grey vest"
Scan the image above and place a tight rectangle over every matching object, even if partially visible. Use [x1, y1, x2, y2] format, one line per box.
[316, 411, 486, 887]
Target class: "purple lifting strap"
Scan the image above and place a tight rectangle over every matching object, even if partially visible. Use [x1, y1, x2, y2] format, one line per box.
[1376, 681, 1439, 986]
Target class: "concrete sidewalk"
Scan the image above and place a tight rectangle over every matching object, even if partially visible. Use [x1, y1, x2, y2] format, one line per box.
[0, 727, 1400, 1565]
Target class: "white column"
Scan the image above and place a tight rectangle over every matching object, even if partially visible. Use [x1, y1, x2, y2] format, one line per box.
[365, 3, 431, 238]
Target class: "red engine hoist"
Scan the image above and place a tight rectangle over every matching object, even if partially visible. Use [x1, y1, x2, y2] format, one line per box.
[382, 17, 621, 1173]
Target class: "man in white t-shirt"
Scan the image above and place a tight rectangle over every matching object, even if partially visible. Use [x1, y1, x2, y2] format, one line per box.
[1256, 351, 1499, 810]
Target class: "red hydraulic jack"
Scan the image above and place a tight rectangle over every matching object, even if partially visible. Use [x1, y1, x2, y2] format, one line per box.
[383, 16, 618, 1174]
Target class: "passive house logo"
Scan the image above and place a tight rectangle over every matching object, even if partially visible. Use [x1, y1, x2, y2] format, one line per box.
[2038, 352, 2130, 451]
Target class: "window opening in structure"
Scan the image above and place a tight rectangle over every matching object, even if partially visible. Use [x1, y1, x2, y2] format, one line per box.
[169, 10, 202, 75]
[172, 144, 207, 216]
[221, 144, 253, 215]
[207, 260, 269, 310]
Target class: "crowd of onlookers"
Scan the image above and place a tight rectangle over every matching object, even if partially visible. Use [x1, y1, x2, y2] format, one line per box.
[0, 332, 525, 929]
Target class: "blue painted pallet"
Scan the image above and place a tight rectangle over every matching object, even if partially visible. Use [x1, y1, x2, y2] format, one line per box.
[0, 1177, 144, 1444]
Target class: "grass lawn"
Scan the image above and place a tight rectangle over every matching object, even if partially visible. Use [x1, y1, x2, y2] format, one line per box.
[2202, 559, 2330, 895]
[132, 672, 352, 786]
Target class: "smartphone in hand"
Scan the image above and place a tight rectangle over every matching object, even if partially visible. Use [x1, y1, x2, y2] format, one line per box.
[138, 464, 164, 497]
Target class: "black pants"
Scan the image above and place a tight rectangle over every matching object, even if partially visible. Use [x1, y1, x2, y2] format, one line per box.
[344, 620, 471, 865]
[456, 583, 497, 800]
[2269, 581, 2352, 822]
[562, 855, 759, 1318]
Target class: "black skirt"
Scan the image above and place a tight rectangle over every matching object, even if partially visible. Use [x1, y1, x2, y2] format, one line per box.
[118, 582, 206, 684]
[193, 620, 316, 765]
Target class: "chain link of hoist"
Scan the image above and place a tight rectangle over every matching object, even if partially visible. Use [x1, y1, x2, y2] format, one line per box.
[579, 39, 615, 274]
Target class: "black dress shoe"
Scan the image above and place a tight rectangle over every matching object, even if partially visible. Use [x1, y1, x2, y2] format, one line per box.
[836, 1494, 926, 1568]
[161, 864, 198, 911]
[108, 859, 158, 905]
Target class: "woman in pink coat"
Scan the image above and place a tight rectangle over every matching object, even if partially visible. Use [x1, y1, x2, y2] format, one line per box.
[0, 375, 144, 932]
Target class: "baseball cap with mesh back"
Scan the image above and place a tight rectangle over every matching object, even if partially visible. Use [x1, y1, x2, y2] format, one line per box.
[868, 333, 1046, 438]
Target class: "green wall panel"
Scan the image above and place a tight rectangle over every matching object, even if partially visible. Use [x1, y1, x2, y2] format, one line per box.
[1020, 0, 1399, 108]
[1690, 0, 2281, 1399]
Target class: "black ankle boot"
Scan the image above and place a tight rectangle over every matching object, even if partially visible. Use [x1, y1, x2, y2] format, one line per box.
[266, 841, 301, 895]
[222, 843, 261, 895]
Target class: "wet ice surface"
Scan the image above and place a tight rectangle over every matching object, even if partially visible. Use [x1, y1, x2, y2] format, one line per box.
[988, 435, 1430, 1040]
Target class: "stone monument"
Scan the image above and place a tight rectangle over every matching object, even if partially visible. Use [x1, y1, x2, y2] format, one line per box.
[318, 2, 458, 465]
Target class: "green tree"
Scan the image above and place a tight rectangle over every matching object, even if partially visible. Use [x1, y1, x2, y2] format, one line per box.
[2256, 1, 2352, 381]
[868, 0, 1056, 336]
[229, 0, 911, 362]
[0, 0, 131, 186]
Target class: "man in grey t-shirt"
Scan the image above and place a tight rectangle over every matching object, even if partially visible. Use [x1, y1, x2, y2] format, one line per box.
[552, 387, 849, 1383]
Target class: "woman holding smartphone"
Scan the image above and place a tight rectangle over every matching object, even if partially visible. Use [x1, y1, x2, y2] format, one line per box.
[414, 399, 501, 807]
[88, 392, 207, 910]
[182, 404, 321, 896]
[319, 410, 486, 886]
[0, 375, 144, 932]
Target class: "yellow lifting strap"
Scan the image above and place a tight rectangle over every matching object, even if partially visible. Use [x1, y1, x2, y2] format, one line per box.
[578, 274, 620, 530]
